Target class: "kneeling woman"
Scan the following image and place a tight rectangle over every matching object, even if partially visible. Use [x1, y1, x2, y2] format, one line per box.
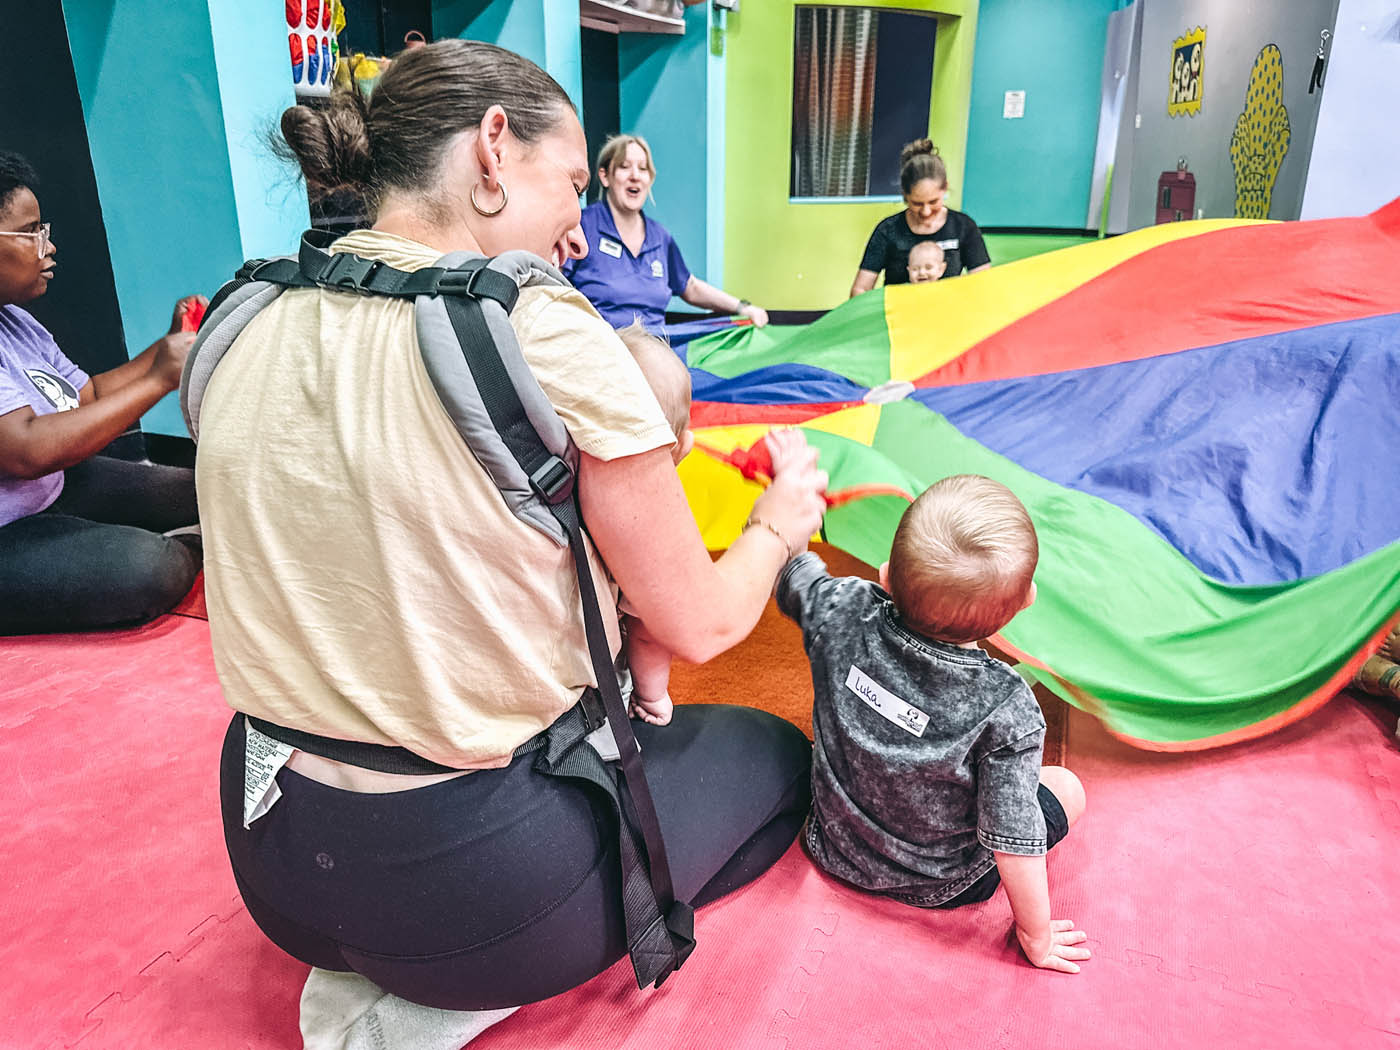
[564, 134, 769, 331]
[850, 139, 990, 297]
[205, 41, 822, 1047]
[0, 152, 203, 635]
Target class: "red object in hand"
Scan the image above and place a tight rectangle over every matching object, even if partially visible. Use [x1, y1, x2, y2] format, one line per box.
[702, 435, 915, 509]
[179, 300, 207, 333]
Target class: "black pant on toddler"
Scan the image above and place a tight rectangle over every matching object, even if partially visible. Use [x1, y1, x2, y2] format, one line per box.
[0, 455, 200, 635]
[220, 703, 813, 1011]
[937, 784, 1070, 907]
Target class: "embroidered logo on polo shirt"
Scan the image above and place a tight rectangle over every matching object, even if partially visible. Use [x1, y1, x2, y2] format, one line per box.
[599, 237, 623, 258]
[650, 260, 664, 279]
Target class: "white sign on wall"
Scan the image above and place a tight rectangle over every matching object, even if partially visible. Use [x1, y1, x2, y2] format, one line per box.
[1003, 90, 1026, 119]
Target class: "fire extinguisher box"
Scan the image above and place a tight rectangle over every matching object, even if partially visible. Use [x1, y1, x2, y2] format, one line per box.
[1156, 166, 1197, 224]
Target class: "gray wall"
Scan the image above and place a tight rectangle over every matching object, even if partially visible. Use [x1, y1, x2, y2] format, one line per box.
[1301, 0, 1400, 218]
[1126, 0, 1340, 228]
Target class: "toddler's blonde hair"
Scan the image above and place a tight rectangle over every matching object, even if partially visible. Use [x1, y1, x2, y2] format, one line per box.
[888, 475, 1038, 644]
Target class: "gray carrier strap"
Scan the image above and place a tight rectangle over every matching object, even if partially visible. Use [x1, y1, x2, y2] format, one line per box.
[178, 237, 578, 545]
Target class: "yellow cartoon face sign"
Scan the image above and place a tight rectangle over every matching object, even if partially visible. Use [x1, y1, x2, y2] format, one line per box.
[1230, 44, 1291, 219]
[1169, 27, 1206, 117]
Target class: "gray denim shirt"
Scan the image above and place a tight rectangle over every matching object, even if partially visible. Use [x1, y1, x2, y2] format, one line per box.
[778, 553, 1047, 906]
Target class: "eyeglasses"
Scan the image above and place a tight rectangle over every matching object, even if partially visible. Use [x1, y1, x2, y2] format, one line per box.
[0, 222, 52, 259]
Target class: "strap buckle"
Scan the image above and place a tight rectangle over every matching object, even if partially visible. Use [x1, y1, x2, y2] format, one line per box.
[435, 264, 488, 297]
[578, 688, 608, 733]
[529, 455, 574, 504]
[321, 252, 381, 291]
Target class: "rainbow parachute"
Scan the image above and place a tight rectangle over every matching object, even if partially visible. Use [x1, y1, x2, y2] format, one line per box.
[679, 200, 1400, 750]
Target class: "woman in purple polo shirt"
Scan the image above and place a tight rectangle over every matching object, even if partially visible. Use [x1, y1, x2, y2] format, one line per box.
[0, 152, 204, 634]
[563, 134, 768, 332]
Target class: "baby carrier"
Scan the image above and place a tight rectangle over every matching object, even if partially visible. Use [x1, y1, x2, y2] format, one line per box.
[181, 231, 695, 990]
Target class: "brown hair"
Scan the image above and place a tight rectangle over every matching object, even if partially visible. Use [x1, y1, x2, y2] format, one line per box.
[277, 39, 574, 213]
[899, 138, 947, 196]
[616, 322, 690, 437]
[888, 475, 1038, 644]
[596, 134, 657, 195]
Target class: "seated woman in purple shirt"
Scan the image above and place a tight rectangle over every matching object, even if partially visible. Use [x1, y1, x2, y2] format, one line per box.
[0, 152, 203, 635]
[563, 135, 769, 332]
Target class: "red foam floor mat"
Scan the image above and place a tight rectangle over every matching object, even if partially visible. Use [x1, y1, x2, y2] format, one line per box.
[3, 616, 1399, 1048]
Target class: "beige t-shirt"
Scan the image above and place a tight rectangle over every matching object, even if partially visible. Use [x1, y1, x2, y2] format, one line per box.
[197, 230, 674, 767]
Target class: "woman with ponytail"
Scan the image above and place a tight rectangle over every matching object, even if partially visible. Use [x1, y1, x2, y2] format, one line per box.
[850, 139, 991, 297]
[200, 39, 820, 1050]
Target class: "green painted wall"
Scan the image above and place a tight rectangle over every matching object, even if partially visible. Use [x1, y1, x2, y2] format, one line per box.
[723, 0, 978, 310]
[63, 0, 304, 436]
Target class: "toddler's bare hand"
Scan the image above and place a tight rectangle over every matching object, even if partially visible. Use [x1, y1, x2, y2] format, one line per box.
[1017, 919, 1091, 974]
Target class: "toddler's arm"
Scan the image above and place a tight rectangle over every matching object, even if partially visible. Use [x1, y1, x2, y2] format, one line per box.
[994, 851, 1090, 974]
[624, 614, 674, 726]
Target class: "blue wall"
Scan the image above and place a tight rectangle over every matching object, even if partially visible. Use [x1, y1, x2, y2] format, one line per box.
[64, 0, 304, 436]
[618, 3, 716, 288]
[434, 0, 583, 107]
[962, 0, 1120, 228]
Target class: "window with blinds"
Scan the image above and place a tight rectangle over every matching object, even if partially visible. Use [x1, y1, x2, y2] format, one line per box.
[790, 6, 938, 199]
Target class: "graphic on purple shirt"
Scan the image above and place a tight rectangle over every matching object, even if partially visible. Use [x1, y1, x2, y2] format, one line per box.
[561, 201, 692, 331]
[0, 305, 89, 526]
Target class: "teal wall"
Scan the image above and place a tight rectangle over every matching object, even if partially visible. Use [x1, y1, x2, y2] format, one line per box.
[448, 1, 725, 294]
[434, 0, 583, 108]
[63, 0, 304, 436]
[618, 3, 718, 289]
[962, 0, 1120, 228]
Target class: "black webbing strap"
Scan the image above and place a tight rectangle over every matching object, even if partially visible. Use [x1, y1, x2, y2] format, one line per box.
[441, 292, 695, 989]
[246, 688, 608, 774]
[228, 234, 521, 312]
[246, 715, 463, 775]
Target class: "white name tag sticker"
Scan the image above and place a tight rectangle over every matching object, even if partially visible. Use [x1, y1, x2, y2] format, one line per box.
[845, 665, 929, 737]
[599, 237, 623, 258]
[243, 722, 295, 828]
[935, 238, 959, 251]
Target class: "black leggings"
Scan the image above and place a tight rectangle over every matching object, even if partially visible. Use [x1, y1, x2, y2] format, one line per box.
[220, 703, 812, 1010]
[0, 456, 199, 635]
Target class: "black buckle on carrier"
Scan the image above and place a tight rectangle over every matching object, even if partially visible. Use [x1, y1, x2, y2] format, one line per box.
[321, 252, 381, 290]
[529, 456, 574, 504]
[435, 264, 488, 297]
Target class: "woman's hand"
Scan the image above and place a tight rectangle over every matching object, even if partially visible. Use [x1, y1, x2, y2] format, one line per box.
[147, 331, 197, 393]
[738, 302, 769, 328]
[750, 429, 827, 557]
[169, 294, 210, 335]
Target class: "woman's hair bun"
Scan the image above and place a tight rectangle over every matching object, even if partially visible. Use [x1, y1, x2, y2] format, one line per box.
[278, 90, 374, 198]
[899, 138, 939, 166]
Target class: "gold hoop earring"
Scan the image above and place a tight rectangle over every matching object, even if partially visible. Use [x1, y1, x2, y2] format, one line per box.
[470, 179, 508, 217]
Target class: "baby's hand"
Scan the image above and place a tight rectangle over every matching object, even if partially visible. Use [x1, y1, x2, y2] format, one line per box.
[629, 693, 674, 726]
[765, 427, 813, 478]
[1016, 919, 1091, 974]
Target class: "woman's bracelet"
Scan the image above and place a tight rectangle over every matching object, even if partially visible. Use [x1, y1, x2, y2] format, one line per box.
[743, 516, 796, 563]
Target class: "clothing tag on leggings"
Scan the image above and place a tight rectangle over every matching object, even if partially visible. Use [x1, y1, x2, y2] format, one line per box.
[846, 665, 929, 737]
[244, 721, 294, 828]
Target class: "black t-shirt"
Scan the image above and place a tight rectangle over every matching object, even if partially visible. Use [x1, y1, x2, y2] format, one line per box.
[858, 209, 991, 285]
